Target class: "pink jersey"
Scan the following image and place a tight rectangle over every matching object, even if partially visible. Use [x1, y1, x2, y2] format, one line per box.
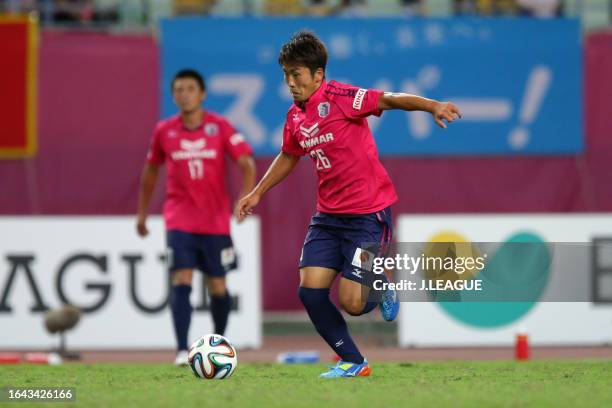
[282, 80, 398, 214]
[147, 111, 252, 234]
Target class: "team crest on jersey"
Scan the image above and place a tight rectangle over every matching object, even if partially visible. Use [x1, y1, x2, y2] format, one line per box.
[204, 123, 219, 136]
[318, 102, 330, 118]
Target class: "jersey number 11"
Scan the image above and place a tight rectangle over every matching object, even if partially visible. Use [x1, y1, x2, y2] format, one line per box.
[188, 159, 204, 179]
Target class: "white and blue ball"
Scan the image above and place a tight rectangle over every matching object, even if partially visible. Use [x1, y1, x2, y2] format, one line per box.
[188, 334, 238, 380]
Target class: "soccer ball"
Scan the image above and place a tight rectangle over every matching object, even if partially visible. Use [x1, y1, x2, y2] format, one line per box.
[188, 334, 237, 380]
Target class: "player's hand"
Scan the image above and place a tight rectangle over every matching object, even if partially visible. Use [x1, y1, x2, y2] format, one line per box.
[432, 101, 462, 129]
[136, 218, 149, 237]
[235, 192, 260, 223]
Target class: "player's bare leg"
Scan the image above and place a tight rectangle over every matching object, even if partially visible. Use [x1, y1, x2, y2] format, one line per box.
[338, 278, 369, 316]
[207, 276, 227, 295]
[339, 271, 399, 321]
[299, 266, 336, 288]
[170, 268, 193, 366]
[207, 276, 232, 336]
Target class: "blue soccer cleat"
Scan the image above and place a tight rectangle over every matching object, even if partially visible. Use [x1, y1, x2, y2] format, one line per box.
[379, 285, 399, 322]
[319, 359, 372, 378]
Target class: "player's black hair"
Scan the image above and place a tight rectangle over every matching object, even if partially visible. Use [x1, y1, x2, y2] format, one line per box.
[172, 69, 206, 92]
[278, 31, 328, 76]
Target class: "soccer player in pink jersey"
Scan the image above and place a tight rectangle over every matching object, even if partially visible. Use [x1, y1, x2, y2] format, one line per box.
[136, 69, 256, 366]
[237, 32, 461, 378]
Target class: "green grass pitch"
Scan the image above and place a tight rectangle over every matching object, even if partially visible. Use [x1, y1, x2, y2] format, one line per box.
[1, 361, 611, 407]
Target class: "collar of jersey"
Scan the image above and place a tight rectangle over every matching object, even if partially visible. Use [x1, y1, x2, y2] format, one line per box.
[178, 110, 207, 132]
[297, 80, 327, 112]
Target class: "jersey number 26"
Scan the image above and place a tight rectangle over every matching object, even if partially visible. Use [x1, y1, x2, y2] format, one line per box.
[310, 148, 332, 170]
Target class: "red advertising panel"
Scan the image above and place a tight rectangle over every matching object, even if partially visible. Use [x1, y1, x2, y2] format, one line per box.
[0, 15, 37, 158]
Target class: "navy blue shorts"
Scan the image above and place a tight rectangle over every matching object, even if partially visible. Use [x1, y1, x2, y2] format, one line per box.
[166, 230, 237, 277]
[299, 207, 393, 285]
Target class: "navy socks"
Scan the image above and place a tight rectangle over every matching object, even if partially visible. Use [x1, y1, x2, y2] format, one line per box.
[170, 284, 193, 351]
[210, 292, 231, 336]
[170, 284, 231, 350]
[298, 287, 364, 364]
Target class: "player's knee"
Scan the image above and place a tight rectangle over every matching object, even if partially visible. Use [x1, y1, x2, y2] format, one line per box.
[208, 279, 227, 297]
[209, 288, 226, 297]
[298, 286, 329, 308]
[172, 269, 193, 285]
[173, 277, 191, 286]
[340, 297, 364, 316]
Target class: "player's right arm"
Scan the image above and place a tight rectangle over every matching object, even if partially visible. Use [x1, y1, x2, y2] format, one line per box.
[136, 163, 159, 237]
[237, 111, 304, 221]
[137, 123, 165, 237]
[236, 152, 300, 222]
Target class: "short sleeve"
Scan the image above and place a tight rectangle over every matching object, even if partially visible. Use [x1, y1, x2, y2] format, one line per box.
[146, 124, 165, 165]
[334, 85, 383, 120]
[221, 119, 253, 161]
[280, 119, 305, 157]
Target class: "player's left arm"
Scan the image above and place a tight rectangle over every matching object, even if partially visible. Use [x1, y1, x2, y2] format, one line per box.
[234, 154, 257, 221]
[378, 92, 462, 129]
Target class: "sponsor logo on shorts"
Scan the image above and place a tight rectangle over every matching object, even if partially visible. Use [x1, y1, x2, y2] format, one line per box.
[221, 247, 236, 267]
[335, 339, 344, 347]
[351, 268, 363, 279]
[351, 247, 375, 269]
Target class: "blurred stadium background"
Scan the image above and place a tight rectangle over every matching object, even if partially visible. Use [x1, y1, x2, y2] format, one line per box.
[1, 0, 612, 364]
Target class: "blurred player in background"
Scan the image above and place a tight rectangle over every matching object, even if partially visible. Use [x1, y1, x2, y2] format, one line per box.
[137, 69, 256, 366]
[238, 32, 461, 378]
